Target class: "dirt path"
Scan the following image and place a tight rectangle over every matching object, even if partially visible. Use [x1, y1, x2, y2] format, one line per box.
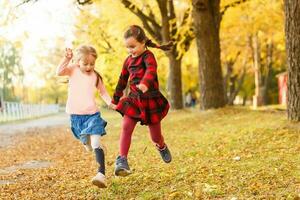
[0, 113, 69, 148]
[0, 113, 70, 185]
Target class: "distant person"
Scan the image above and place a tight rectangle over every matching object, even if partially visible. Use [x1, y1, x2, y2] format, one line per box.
[56, 45, 115, 188]
[110, 25, 172, 177]
[191, 91, 197, 107]
[185, 90, 192, 107]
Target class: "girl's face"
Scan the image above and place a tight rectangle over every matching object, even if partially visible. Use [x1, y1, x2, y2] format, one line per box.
[125, 37, 146, 57]
[78, 54, 96, 74]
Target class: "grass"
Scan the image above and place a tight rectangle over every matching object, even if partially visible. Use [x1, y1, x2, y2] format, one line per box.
[0, 107, 299, 199]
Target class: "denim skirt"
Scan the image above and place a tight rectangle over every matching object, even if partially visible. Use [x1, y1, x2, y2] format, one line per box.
[70, 112, 107, 144]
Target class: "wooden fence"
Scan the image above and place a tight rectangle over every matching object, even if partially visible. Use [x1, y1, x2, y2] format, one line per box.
[0, 101, 59, 123]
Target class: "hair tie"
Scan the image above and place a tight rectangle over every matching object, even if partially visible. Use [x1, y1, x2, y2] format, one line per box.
[145, 39, 151, 46]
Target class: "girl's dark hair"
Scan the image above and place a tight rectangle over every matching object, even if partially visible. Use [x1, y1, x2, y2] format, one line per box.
[124, 25, 173, 51]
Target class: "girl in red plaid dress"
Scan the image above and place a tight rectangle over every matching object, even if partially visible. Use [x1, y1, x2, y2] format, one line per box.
[111, 25, 172, 176]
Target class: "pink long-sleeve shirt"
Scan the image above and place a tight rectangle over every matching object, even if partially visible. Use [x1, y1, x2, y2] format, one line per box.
[56, 58, 111, 115]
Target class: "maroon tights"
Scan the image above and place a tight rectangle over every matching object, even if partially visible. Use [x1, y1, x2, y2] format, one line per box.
[119, 115, 165, 157]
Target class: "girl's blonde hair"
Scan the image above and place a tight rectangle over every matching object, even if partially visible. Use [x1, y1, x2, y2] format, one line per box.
[74, 45, 102, 87]
[74, 45, 98, 62]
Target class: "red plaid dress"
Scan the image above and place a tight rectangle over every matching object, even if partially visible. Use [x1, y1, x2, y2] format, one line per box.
[112, 50, 169, 125]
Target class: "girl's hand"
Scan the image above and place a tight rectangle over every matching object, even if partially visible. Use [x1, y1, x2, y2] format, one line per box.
[65, 48, 73, 60]
[137, 83, 148, 93]
[109, 103, 117, 110]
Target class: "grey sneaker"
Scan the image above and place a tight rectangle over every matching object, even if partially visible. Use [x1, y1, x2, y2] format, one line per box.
[114, 156, 131, 176]
[157, 144, 172, 163]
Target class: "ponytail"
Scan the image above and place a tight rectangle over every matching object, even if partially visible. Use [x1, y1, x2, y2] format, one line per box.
[145, 39, 173, 51]
[94, 70, 103, 87]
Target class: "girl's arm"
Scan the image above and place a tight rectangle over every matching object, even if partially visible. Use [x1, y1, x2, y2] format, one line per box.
[138, 52, 157, 92]
[112, 58, 130, 105]
[56, 48, 74, 76]
[56, 58, 73, 76]
[97, 79, 112, 106]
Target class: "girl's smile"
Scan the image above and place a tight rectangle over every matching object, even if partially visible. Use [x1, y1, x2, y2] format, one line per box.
[125, 37, 146, 57]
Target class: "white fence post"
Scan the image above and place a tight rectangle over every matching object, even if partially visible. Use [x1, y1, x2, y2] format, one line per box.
[0, 101, 60, 123]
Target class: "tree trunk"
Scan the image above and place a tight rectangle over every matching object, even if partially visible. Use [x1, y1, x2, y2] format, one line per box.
[159, 0, 184, 109]
[284, 0, 300, 121]
[228, 68, 246, 105]
[167, 53, 183, 109]
[223, 62, 233, 104]
[252, 34, 265, 107]
[262, 40, 273, 104]
[223, 51, 241, 105]
[249, 34, 273, 107]
[192, 0, 225, 109]
[242, 94, 247, 106]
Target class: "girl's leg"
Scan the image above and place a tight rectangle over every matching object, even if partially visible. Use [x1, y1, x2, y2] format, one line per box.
[148, 122, 165, 148]
[119, 115, 138, 157]
[148, 122, 172, 163]
[90, 134, 105, 175]
[83, 136, 93, 151]
[115, 115, 137, 176]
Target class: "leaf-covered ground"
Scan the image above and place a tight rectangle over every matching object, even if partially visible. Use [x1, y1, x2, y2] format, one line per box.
[0, 107, 299, 199]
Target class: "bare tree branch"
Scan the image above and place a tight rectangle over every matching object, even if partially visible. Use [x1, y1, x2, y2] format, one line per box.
[233, 51, 241, 64]
[175, 26, 194, 60]
[168, 0, 177, 37]
[156, 0, 172, 44]
[143, 3, 156, 23]
[156, 0, 164, 17]
[120, 0, 162, 41]
[20, 0, 92, 7]
[180, 7, 191, 27]
[76, 0, 93, 5]
[97, 28, 116, 53]
[179, 7, 195, 58]
[220, 0, 249, 17]
[17, 0, 38, 7]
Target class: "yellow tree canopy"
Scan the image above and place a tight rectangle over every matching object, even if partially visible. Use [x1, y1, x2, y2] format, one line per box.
[220, 0, 285, 73]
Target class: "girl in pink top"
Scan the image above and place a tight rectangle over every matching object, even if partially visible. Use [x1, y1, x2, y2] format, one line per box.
[56, 45, 115, 188]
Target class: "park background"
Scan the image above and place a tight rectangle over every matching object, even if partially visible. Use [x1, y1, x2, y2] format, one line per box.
[0, 0, 299, 199]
